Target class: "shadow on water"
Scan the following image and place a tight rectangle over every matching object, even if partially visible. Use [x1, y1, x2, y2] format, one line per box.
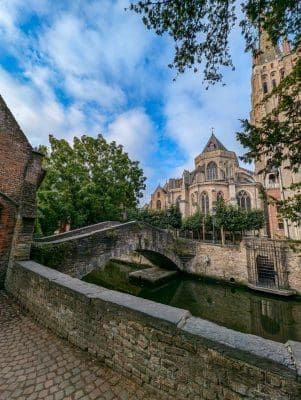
[83, 260, 301, 343]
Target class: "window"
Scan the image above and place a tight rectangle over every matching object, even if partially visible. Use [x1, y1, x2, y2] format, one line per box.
[272, 79, 276, 89]
[217, 191, 224, 201]
[268, 173, 278, 185]
[156, 200, 161, 210]
[157, 192, 160, 198]
[191, 192, 198, 205]
[207, 162, 217, 180]
[237, 191, 251, 210]
[263, 82, 268, 94]
[278, 220, 284, 230]
[201, 192, 209, 214]
[280, 69, 285, 80]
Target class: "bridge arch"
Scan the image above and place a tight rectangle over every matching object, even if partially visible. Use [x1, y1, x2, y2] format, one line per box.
[32, 221, 192, 279]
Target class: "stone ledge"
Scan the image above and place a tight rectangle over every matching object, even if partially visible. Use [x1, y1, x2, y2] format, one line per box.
[15, 261, 191, 327]
[286, 341, 301, 378]
[247, 283, 296, 297]
[182, 317, 295, 370]
[10, 260, 300, 378]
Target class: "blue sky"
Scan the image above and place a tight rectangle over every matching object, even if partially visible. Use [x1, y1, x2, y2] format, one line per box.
[0, 0, 253, 203]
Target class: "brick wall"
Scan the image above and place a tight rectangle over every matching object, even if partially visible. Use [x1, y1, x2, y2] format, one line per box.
[6, 260, 301, 400]
[0, 95, 43, 286]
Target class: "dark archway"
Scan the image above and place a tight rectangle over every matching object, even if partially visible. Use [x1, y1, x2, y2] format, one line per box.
[136, 250, 178, 270]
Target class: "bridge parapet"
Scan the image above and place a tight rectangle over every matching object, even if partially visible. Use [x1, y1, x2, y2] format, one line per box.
[31, 221, 195, 278]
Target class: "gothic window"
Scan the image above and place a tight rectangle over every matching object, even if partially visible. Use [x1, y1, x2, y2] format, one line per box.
[263, 81, 268, 94]
[272, 79, 276, 89]
[156, 200, 161, 210]
[191, 192, 198, 206]
[268, 173, 278, 185]
[201, 192, 209, 214]
[176, 195, 181, 206]
[217, 191, 224, 201]
[280, 69, 285, 80]
[237, 191, 251, 210]
[207, 162, 217, 180]
[157, 192, 160, 198]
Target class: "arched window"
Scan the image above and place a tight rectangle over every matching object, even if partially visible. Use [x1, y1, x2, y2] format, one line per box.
[157, 192, 160, 198]
[237, 191, 251, 210]
[272, 79, 276, 89]
[280, 69, 285, 80]
[191, 192, 198, 206]
[156, 200, 161, 210]
[176, 195, 181, 207]
[217, 191, 224, 201]
[207, 162, 217, 180]
[263, 81, 268, 94]
[201, 192, 209, 214]
[268, 173, 278, 185]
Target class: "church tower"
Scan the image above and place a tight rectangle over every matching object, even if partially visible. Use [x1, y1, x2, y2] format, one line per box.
[250, 31, 301, 239]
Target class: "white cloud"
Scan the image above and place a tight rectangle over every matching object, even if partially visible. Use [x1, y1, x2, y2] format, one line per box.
[106, 108, 157, 162]
[64, 75, 126, 109]
[0, 67, 103, 146]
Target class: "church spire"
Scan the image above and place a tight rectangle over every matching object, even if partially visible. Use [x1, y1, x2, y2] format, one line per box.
[202, 132, 227, 153]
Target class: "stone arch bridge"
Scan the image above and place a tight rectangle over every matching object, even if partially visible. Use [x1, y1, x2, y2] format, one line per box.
[33, 221, 195, 279]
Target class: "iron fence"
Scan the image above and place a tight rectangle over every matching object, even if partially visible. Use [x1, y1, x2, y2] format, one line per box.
[246, 238, 289, 290]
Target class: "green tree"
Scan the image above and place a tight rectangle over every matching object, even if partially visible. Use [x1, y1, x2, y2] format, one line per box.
[182, 210, 212, 239]
[215, 199, 264, 242]
[128, 205, 182, 229]
[37, 134, 146, 236]
[130, 1, 300, 84]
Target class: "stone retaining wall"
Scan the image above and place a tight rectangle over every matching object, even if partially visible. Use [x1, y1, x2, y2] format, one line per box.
[5, 260, 301, 400]
[184, 241, 248, 285]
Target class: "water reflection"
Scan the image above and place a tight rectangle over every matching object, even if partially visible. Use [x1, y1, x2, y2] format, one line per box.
[83, 261, 301, 343]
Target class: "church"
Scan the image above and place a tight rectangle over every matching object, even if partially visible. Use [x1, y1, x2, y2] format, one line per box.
[148, 133, 262, 218]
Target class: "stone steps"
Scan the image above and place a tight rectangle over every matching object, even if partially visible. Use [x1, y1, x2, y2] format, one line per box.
[129, 267, 178, 286]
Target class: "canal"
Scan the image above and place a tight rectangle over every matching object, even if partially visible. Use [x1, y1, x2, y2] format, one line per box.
[82, 260, 301, 343]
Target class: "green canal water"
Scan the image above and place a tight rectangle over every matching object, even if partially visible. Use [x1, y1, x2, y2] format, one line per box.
[82, 260, 301, 344]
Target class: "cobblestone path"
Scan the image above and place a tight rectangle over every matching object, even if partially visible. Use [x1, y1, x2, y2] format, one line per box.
[0, 291, 156, 400]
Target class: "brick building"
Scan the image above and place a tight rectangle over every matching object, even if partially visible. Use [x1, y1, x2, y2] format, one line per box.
[149, 133, 262, 217]
[250, 32, 301, 239]
[0, 95, 44, 286]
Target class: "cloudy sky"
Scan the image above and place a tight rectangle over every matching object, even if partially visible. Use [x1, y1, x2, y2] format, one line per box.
[0, 0, 253, 202]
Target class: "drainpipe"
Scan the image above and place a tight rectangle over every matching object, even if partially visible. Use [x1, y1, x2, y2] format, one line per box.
[278, 167, 290, 239]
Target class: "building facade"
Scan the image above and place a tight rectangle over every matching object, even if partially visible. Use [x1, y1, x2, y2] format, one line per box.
[250, 32, 301, 240]
[149, 134, 262, 218]
[0, 95, 44, 286]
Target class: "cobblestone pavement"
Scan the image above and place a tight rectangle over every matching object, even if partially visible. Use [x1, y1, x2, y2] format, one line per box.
[0, 291, 156, 400]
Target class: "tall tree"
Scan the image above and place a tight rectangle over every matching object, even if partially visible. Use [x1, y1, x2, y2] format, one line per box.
[130, 1, 300, 84]
[37, 134, 146, 235]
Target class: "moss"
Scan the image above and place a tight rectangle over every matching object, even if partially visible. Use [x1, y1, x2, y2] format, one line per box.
[105, 229, 118, 240]
[143, 238, 150, 248]
[31, 241, 76, 268]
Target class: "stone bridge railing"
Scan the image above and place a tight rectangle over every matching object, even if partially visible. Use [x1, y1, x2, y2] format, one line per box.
[31, 221, 195, 278]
